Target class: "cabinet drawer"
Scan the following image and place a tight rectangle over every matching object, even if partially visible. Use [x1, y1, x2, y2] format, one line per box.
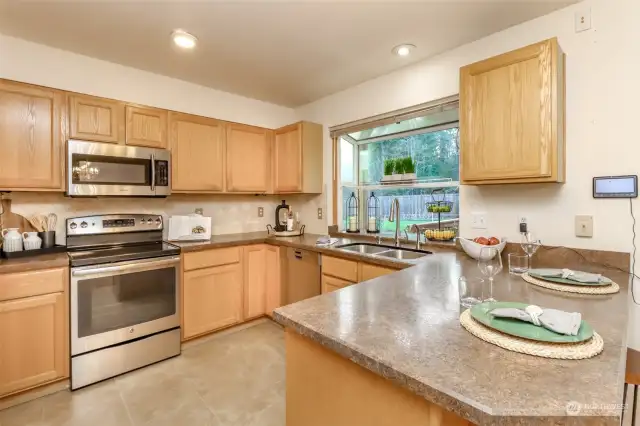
[359, 263, 397, 282]
[183, 247, 241, 271]
[321, 274, 354, 294]
[0, 268, 67, 302]
[322, 256, 358, 282]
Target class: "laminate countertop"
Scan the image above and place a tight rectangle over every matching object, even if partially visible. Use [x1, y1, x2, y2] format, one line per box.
[0, 252, 70, 274]
[274, 249, 630, 425]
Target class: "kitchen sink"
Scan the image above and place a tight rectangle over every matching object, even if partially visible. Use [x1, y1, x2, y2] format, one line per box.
[337, 243, 392, 254]
[375, 249, 429, 261]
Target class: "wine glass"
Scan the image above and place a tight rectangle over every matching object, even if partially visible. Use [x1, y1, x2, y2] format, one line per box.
[520, 232, 542, 268]
[478, 246, 503, 302]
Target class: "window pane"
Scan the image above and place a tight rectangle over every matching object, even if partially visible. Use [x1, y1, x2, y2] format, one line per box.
[340, 137, 354, 183]
[348, 108, 458, 142]
[358, 127, 459, 184]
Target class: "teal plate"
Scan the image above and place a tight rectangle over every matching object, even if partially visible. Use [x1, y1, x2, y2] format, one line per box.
[469, 301, 594, 343]
[528, 271, 611, 287]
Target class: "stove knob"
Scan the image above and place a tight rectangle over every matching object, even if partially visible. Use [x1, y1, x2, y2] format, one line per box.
[139, 219, 146, 224]
[70, 222, 77, 230]
[80, 221, 88, 229]
[155, 218, 161, 224]
[147, 218, 154, 225]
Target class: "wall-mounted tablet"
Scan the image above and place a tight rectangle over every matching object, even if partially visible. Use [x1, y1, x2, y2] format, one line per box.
[593, 175, 638, 198]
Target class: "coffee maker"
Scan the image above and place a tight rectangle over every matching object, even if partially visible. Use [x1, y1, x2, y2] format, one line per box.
[274, 200, 290, 232]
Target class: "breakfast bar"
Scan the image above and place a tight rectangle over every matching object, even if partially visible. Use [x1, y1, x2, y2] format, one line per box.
[274, 251, 629, 425]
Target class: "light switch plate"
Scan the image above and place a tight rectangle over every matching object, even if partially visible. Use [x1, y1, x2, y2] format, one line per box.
[575, 7, 591, 32]
[317, 208, 323, 220]
[258, 207, 264, 218]
[575, 215, 594, 237]
[471, 213, 487, 229]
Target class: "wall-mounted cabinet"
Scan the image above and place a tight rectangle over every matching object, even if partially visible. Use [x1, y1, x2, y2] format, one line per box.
[125, 105, 168, 148]
[274, 121, 323, 193]
[0, 80, 66, 191]
[169, 112, 225, 193]
[68, 93, 125, 143]
[226, 123, 272, 193]
[460, 37, 565, 184]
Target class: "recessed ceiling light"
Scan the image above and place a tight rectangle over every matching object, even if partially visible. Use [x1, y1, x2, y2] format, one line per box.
[392, 44, 416, 57]
[172, 30, 197, 49]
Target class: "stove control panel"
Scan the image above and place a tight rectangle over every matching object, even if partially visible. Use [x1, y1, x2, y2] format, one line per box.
[67, 214, 163, 236]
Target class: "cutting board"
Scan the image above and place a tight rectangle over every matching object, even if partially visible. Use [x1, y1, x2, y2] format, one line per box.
[0, 199, 36, 234]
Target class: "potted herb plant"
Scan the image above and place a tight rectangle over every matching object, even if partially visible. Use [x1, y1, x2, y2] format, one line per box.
[393, 158, 405, 181]
[382, 159, 395, 182]
[402, 156, 417, 181]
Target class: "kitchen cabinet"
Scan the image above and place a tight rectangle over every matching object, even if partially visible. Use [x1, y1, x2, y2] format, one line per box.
[321, 274, 353, 294]
[0, 79, 65, 191]
[226, 123, 272, 193]
[322, 256, 358, 282]
[265, 245, 282, 316]
[0, 267, 68, 397]
[125, 105, 168, 148]
[243, 245, 267, 320]
[183, 263, 243, 339]
[359, 263, 396, 281]
[274, 121, 323, 193]
[169, 112, 225, 193]
[321, 255, 399, 294]
[460, 37, 565, 184]
[68, 93, 125, 143]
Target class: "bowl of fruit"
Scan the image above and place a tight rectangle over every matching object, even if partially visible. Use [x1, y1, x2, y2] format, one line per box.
[458, 236, 506, 260]
[425, 228, 457, 242]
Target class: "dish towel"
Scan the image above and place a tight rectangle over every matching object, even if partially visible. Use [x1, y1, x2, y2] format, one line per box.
[529, 268, 610, 284]
[490, 305, 582, 336]
[316, 236, 339, 246]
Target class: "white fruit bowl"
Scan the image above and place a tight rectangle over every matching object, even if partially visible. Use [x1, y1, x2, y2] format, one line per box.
[458, 237, 507, 261]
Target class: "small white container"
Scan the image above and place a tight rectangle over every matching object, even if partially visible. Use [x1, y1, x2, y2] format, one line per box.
[2, 228, 23, 252]
[348, 216, 358, 232]
[22, 232, 42, 250]
[367, 217, 377, 232]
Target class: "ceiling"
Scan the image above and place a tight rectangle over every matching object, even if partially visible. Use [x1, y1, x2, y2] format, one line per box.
[0, 1, 576, 107]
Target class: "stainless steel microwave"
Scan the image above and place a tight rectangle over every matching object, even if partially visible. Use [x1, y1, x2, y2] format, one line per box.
[67, 140, 171, 197]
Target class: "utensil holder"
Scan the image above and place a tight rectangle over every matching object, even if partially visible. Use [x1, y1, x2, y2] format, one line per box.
[38, 231, 56, 248]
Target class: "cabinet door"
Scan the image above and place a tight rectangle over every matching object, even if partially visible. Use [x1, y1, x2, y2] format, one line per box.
[321, 274, 353, 294]
[0, 292, 67, 396]
[359, 263, 396, 282]
[0, 80, 65, 190]
[243, 245, 267, 320]
[183, 263, 242, 339]
[125, 105, 168, 148]
[169, 112, 225, 192]
[460, 38, 562, 183]
[68, 93, 124, 143]
[265, 245, 282, 316]
[226, 123, 271, 193]
[274, 123, 302, 192]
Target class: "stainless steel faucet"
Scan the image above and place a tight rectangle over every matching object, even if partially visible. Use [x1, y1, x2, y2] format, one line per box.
[410, 224, 422, 250]
[388, 198, 401, 247]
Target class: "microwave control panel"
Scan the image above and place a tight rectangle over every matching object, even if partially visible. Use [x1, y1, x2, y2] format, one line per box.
[155, 160, 169, 187]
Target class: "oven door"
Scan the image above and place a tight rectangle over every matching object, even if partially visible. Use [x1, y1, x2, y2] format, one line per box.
[67, 139, 170, 197]
[70, 255, 180, 356]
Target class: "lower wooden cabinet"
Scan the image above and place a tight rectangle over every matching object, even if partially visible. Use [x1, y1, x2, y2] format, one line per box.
[243, 245, 267, 320]
[0, 291, 67, 397]
[359, 263, 396, 282]
[321, 255, 399, 294]
[265, 245, 282, 315]
[183, 263, 243, 339]
[321, 274, 354, 294]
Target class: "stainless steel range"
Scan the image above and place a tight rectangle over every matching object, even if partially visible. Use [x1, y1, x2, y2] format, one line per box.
[67, 214, 181, 390]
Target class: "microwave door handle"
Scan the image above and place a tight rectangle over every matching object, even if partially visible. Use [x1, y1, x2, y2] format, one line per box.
[150, 154, 156, 192]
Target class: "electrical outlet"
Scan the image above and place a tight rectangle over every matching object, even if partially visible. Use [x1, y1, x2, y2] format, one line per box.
[258, 207, 264, 218]
[575, 7, 591, 32]
[575, 215, 594, 238]
[194, 208, 203, 215]
[317, 208, 323, 220]
[471, 213, 487, 229]
[518, 215, 528, 233]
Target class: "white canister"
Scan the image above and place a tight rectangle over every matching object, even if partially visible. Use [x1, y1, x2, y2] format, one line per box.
[2, 228, 23, 252]
[348, 216, 358, 232]
[22, 232, 42, 250]
[368, 217, 377, 232]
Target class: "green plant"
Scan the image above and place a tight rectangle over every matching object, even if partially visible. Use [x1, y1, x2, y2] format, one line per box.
[383, 159, 394, 176]
[394, 158, 405, 174]
[403, 156, 416, 174]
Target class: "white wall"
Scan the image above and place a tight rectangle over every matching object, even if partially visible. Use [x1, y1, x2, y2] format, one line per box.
[296, 0, 640, 346]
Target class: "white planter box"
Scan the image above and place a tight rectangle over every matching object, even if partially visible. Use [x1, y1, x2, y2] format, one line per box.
[402, 173, 417, 181]
[381, 175, 394, 182]
[392, 174, 404, 181]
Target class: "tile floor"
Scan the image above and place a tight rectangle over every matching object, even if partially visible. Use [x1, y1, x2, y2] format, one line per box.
[0, 321, 285, 426]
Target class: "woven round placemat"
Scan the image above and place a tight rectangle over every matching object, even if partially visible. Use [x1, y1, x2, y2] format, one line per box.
[460, 309, 604, 359]
[521, 272, 620, 295]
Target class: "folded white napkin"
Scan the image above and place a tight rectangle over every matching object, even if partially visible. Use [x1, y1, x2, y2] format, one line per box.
[490, 305, 582, 336]
[529, 268, 610, 284]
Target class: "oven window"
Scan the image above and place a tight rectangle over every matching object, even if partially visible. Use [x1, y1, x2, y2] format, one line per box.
[71, 154, 151, 185]
[77, 268, 176, 338]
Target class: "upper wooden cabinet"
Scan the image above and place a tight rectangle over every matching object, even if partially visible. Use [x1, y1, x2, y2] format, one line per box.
[460, 38, 565, 184]
[125, 105, 168, 148]
[68, 93, 125, 143]
[0, 80, 65, 191]
[169, 112, 225, 192]
[274, 121, 323, 193]
[226, 123, 272, 193]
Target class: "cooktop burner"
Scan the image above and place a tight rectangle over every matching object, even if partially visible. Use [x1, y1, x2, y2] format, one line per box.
[68, 242, 181, 267]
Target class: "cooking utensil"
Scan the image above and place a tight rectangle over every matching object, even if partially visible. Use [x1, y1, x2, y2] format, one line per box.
[30, 215, 48, 232]
[47, 213, 57, 231]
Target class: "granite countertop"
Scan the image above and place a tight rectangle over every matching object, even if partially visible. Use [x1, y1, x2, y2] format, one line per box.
[0, 252, 70, 274]
[274, 251, 629, 425]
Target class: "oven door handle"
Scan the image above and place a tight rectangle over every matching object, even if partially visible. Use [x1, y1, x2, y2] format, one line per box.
[72, 256, 180, 278]
[150, 153, 156, 192]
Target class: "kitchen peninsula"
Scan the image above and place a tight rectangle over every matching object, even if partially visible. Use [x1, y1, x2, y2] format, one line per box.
[274, 251, 629, 425]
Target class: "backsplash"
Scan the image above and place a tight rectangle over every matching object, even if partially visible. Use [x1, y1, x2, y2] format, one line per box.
[3, 192, 327, 244]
